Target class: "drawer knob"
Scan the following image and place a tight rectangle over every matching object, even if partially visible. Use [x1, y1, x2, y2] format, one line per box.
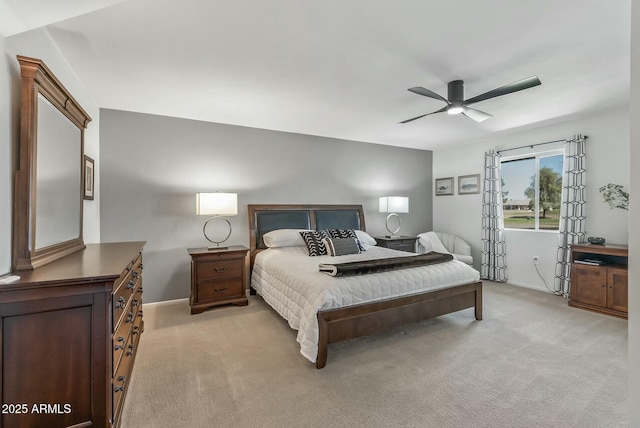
[115, 296, 126, 308]
[215, 267, 227, 273]
[214, 287, 228, 293]
[126, 312, 134, 323]
[126, 280, 135, 290]
[132, 298, 139, 307]
[126, 344, 134, 356]
[132, 271, 139, 279]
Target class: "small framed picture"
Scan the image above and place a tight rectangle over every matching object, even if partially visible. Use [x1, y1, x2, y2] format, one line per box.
[458, 174, 481, 195]
[435, 177, 454, 196]
[83, 155, 95, 200]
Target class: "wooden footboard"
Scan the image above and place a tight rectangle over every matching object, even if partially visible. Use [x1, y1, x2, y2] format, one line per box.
[316, 281, 482, 369]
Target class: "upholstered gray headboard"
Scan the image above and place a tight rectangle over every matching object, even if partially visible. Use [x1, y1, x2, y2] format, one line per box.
[247, 204, 366, 263]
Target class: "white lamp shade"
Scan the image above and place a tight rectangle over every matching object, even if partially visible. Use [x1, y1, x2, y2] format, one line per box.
[196, 193, 238, 216]
[379, 196, 409, 213]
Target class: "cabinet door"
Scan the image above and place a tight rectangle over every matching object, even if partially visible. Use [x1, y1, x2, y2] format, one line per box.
[571, 264, 607, 307]
[1, 292, 108, 428]
[607, 267, 628, 312]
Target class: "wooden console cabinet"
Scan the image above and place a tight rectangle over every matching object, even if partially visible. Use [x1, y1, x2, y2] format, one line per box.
[188, 246, 249, 314]
[569, 243, 628, 319]
[0, 242, 145, 428]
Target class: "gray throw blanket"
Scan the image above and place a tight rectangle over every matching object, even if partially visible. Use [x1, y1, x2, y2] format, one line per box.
[318, 251, 454, 277]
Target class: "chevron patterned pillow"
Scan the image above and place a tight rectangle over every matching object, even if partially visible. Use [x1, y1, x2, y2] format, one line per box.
[299, 230, 330, 256]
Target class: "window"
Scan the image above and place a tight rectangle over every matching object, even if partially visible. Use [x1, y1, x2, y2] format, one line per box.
[501, 150, 564, 230]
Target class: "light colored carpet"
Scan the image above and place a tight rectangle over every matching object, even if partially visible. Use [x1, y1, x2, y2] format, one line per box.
[120, 282, 627, 428]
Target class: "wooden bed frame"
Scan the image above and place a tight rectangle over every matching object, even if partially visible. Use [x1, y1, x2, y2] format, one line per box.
[247, 204, 482, 369]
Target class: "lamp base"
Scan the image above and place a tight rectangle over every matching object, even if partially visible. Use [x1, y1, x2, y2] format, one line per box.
[385, 213, 401, 236]
[203, 216, 232, 249]
[207, 245, 229, 251]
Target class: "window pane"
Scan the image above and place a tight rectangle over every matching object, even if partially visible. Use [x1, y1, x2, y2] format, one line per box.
[538, 155, 563, 230]
[501, 158, 535, 229]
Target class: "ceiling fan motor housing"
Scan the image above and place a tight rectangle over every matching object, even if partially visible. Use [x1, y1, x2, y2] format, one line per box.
[447, 80, 464, 103]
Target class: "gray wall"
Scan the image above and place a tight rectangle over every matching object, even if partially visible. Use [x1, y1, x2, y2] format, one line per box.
[100, 109, 433, 303]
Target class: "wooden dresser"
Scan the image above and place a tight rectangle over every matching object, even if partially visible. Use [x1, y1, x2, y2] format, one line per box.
[569, 243, 628, 319]
[188, 246, 249, 314]
[0, 242, 145, 428]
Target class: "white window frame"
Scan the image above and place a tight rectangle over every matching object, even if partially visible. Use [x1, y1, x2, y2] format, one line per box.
[501, 148, 565, 232]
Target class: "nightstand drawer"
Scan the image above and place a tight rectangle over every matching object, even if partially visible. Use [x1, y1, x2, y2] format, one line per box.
[389, 242, 416, 252]
[375, 236, 417, 253]
[197, 259, 243, 281]
[197, 278, 244, 302]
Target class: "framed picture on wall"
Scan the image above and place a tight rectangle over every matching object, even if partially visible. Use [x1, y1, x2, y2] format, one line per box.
[458, 174, 481, 195]
[83, 155, 95, 200]
[435, 177, 454, 196]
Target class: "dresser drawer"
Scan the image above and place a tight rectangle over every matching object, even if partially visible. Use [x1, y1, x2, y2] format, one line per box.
[197, 277, 244, 302]
[112, 334, 135, 422]
[112, 315, 130, 374]
[196, 258, 243, 281]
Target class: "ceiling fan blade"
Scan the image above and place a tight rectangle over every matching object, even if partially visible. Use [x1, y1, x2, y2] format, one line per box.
[399, 106, 448, 124]
[462, 107, 492, 123]
[463, 76, 541, 105]
[408, 87, 449, 104]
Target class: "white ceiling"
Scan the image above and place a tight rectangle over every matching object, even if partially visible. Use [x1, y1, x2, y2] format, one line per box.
[3, 0, 631, 150]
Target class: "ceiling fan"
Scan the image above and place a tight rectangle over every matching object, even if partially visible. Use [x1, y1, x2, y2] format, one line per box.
[400, 76, 541, 124]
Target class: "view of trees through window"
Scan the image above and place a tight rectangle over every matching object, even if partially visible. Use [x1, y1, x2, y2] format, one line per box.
[501, 152, 564, 230]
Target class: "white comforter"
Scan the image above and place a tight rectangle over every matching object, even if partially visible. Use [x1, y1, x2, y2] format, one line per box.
[251, 245, 480, 363]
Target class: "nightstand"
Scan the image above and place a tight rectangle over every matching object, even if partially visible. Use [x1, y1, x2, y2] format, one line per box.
[375, 236, 418, 253]
[188, 245, 249, 314]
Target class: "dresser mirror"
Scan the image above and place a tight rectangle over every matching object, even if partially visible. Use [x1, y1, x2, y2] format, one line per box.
[13, 56, 92, 270]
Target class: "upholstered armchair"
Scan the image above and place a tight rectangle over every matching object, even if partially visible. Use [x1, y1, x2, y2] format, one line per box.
[417, 231, 473, 265]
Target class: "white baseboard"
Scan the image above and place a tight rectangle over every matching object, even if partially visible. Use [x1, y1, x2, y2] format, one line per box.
[506, 280, 556, 294]
[142, 297, 188, 308]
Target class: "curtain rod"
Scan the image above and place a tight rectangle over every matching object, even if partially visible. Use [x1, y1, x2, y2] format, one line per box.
[496, 135, 588, 154]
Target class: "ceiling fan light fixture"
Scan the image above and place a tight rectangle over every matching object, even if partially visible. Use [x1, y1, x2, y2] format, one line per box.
[447, 105, 464, 115]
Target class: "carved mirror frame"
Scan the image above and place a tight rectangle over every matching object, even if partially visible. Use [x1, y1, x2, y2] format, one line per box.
[13, 56, 92, 270]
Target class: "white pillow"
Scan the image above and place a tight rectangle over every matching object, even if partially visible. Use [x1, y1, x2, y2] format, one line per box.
[263, 229, 310, 248]
[354, 230, 377, 248]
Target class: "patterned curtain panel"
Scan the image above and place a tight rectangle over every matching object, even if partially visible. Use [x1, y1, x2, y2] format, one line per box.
[555, 135, 587, 295]
[481, 150, 508, 282]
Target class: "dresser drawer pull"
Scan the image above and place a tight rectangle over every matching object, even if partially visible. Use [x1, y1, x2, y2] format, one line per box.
[132, 298, 140, 307]
[214, 287, 228, 293]
[126, 312, 134, 323]
[115, 296, 126, 309]
[132, 271, 139, 279]
[126, 280, 135, 290]
[114, 375, 126, 393]
[215, 267, 227, 273]
[132, 326, 140, 335]
[126, 344, 134, 357]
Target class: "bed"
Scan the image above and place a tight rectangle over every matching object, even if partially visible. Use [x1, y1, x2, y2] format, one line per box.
[248, 204, 482, 369]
